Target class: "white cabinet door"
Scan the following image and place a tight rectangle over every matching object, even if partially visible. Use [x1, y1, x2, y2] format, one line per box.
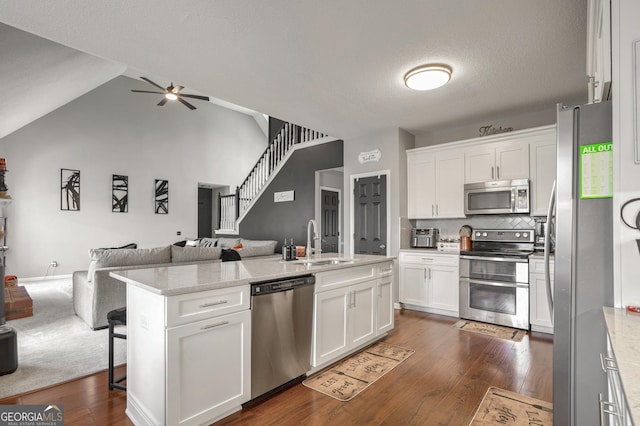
[166, 309, 251, 426]
[349, 281, 377, 347]
[407, 151, 436, 219]
[435, 151, 465, 218]
[376, 275, 394, 335]
[399, 263, 428, 307]
[529, 139, 557, 216]
[464, 143, 529, 183]
[495, 143, 529, 181]
[313, 287, 350, 366]
[529, 258, 554, 334]
[464, 146, 495, 183]
[429, 265, 459, 315]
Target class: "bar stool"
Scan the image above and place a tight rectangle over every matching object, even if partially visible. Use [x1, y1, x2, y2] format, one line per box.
[107, 307, 126, 391]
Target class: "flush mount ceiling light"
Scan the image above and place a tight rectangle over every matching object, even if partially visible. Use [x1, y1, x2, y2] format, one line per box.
[404, 64, 452, 91]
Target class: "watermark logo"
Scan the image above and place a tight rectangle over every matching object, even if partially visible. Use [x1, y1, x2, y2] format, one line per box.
[0, 405, 64, 426]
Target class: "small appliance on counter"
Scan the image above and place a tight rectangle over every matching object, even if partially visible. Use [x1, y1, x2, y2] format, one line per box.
[410, 228, 439, 248]
[437, 241, 460, 253]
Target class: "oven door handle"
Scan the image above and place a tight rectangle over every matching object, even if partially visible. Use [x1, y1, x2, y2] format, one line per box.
[459, 255, 528, 263]
[461, 278, 528, 289]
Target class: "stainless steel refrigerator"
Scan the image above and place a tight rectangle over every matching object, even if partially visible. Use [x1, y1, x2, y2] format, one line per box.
[549, 100, 613, 425]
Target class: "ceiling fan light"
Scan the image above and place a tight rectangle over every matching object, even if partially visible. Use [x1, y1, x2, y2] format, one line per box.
[404, 64, 452, 91]
[165, 93, 178, 101]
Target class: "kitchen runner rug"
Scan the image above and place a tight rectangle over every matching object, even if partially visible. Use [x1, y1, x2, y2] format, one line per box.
[452, 320, 526, 342]
[302, 342, 414, 402]
[469, 387, 553, 425]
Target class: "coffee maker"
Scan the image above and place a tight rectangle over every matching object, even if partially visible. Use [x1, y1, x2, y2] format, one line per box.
[534, 219, 547, 251]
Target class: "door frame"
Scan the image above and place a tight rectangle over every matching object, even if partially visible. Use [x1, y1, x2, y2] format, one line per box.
[317, 186, 342, 254]
[349, 170, 391, 256]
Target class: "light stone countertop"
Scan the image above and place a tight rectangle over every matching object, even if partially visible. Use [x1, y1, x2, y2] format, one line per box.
[110, 253, 395, 296]
[603, 306, 640, 423]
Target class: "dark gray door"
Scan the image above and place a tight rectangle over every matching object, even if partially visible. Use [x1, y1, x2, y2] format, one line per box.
[198, 187, 213, 238]
[321, 189, 339, 253]
[353, 175, 387, 255]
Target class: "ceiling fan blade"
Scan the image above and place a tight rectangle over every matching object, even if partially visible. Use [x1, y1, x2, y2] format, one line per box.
[173, 85, 184, 93]
[131, 89, 165, 95]
[177, 97, 197, 110]
[157, 97, 169, 106]
[179, 94, 210, 101]
[140, 77, 167, 91]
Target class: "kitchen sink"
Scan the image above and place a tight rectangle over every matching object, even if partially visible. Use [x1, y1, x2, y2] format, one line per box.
[291, 257, 357, 266]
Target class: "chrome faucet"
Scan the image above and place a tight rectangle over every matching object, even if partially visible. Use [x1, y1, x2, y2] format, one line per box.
[306, 219, 318, 260]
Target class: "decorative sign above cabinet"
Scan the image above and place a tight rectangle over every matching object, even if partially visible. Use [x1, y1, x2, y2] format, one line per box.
[358, 149, 381, 164]
[479, 125, 514, 137]
[274, 190, 295, 203]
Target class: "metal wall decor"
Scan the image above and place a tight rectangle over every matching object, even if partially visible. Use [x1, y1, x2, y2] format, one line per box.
[112, 174, 128, 213]
[155, 179, 168, 214]
[61, 168, 80, 211]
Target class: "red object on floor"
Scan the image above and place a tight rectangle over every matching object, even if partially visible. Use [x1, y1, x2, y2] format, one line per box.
[4, 275, 17, 288]
[4, 286, 33, 320]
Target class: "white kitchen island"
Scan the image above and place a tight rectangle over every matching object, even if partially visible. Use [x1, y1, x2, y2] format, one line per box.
[110, 254, 395, 426]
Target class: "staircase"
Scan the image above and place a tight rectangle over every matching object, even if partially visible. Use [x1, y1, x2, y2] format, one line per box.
[218, 122, 327, 232]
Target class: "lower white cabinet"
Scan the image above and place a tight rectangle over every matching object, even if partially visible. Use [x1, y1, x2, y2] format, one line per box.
[529, 256, 554, 334]
[601, 335, 633, 425]
[312, 261, 394, 368]
[398, 251, 459, 317]
[126, 284, 251, 426]
[376, 262, 394, 335]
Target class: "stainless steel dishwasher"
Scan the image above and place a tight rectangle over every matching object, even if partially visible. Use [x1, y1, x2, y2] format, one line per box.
[250, 274, 315, 400]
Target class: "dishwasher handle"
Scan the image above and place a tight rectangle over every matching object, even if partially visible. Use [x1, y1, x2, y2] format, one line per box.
[251, 275, 315, 296]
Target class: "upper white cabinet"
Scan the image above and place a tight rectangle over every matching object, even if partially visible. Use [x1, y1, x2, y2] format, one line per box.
[464, 142, 529, 183]
[407, 125, 556, 219]
[529, 133, 557, 216]
[587, 0, 612, 103]
[407, 148, 465, 219]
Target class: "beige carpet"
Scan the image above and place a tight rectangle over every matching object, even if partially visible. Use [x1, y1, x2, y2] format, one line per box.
[469, 387, 552, 425]
[0, 278, 126, 399]
[303, 342, 414, 401]
[452, 320, 527, 342]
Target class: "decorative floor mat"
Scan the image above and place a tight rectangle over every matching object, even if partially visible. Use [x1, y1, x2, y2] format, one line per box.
[303, 342, 414, 401]
[452, 320, 527, 342]
[469, 387, 552, 425]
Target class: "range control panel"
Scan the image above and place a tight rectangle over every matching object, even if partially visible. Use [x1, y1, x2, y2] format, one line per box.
[471, 229, 535, 243]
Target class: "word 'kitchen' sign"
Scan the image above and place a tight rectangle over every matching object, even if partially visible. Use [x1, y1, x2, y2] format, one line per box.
[358, 149, 381, 164]
[479, 125, 514, 137]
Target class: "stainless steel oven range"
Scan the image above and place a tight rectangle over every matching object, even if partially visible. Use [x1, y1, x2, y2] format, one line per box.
[459, 229, 534, 330]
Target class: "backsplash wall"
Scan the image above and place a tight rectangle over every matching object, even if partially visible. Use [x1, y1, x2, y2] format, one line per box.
[414, 215, 539, 241]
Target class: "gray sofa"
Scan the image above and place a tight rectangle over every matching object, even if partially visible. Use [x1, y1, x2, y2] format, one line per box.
[72, 238, 277, 329]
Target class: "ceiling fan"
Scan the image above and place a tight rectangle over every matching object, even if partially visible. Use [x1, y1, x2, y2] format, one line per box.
[131, 77, 210, 110]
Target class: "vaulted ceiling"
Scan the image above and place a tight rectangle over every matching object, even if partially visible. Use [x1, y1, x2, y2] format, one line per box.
[0, 1, 588, 140]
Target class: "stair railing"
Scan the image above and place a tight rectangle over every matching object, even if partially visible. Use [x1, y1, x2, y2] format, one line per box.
[217, 123, 326, 231]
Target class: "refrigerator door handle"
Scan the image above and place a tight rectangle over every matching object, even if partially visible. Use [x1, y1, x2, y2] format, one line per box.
[544, 180, 556, 322]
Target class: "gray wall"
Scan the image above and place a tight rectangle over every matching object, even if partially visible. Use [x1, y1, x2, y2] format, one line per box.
[1, 76, 267, 278]
[238, 140, 343, 252]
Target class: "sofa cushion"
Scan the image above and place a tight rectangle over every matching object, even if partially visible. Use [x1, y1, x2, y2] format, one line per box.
[87, 246, 171, 282]
[171, 245, 222, 263]
[237, 244, 277, 258]
[241, 239, 277, 250]
[217, 237, 241, 249]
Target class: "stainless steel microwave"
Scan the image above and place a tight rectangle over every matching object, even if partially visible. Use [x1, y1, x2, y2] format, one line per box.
[463, 179, 530, 215]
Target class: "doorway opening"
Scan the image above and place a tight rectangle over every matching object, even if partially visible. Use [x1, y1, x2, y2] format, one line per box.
[315, 168, 344, 254]
[198, 183, 230, 238]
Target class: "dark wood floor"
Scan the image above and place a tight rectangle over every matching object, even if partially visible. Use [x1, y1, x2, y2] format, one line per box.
[0, 310, 553, 425]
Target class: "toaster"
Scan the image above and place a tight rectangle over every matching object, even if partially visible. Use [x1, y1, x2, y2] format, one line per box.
[411, 228, 439, 248]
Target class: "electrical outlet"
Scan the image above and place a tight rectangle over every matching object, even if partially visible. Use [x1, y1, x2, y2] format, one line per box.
[50, 261, 58, 267]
